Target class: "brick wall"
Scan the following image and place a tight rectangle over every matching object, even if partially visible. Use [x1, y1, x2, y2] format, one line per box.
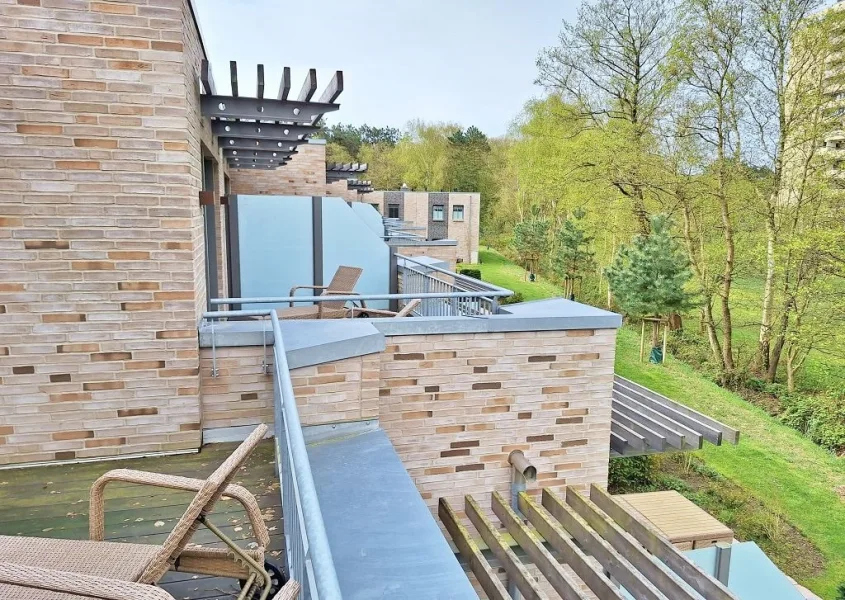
[197, 328, 615, 510]
[379, 330, 615, 512]
[228, 143, 327, 196]
[446, 192, 480, 264]
[0, 0, 220, 465]
[394, 244, 458, 271]
[198, 347, 380, 430]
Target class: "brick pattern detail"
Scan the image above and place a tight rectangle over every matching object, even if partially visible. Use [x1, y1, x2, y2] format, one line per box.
[378, 330, 615, 512]
[228, 144, 328, 196]
[0, 0, 226, 464]
[199, 348, 381, 430]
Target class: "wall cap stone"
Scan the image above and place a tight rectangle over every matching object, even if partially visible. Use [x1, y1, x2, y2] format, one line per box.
[199, 298, 621, 352]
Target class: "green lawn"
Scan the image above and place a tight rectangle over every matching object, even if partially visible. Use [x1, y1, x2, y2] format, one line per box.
[468, 247, 845, 598]
[472, 245, 562, 301]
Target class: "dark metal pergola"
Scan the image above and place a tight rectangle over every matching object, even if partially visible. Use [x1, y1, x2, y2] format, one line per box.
[346, 179, 373, 193]
[201, 60, 343, 170]
[326, 162, 367, 181]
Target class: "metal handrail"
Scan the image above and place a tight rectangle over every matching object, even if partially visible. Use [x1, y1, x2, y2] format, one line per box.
[202, 310, 342, 599]
[394, 254, 512, 294]
[208, 290, 512, 308]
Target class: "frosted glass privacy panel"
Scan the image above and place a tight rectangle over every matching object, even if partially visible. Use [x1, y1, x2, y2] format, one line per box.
[350, 202, 385, 237]
[322, 196, 390, 309]
[230, 195, 314, 311]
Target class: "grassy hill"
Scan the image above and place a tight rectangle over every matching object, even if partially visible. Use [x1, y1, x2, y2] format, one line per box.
[467, 247, 845, 598]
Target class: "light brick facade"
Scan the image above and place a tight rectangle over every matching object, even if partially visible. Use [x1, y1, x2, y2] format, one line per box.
[0, 0, 229, 464]
[199, 347, 380, 430]
[196, 328, 616, 511]
[228, 143, 328, 197]
[365, 190, 480, 263]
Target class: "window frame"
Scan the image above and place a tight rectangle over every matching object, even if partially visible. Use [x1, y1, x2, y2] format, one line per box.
[432, 205, 445, 222]
[452, 204, 465, 221]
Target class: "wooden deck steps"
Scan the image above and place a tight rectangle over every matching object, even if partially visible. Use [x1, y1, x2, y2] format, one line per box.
[0, 440, 282, 600]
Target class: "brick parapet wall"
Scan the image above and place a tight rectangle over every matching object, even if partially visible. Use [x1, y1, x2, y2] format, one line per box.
[199, 348, 380, 430]
[196, 328, 615, 510]
[0, 0, 218, 465]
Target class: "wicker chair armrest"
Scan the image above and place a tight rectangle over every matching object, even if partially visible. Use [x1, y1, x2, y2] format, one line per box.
[0, 562, 175, 600]
[89, 470, 270, 548]
[288, 285, 328, 307]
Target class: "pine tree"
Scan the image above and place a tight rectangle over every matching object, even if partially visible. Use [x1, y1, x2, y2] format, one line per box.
[511, 207, 549, 280]
[607, 214, 694, 348]
[552, 208, 595, 300]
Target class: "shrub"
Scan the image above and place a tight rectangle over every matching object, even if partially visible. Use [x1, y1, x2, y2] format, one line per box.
[779, 390, 845, 453]
[499, 292, 525, 305]
[608, 455, 655, 493]
[836, 582, 845, 600]
[459, 268, 482, 280]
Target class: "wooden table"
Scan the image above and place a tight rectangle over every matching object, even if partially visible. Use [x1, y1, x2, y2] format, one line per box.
[617, 490, 734, 550]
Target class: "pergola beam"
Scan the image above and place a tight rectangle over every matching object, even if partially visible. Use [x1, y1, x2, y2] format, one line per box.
[219, 137, 300, 151]
[465, 495, 545, 600]
[229, 61, 238, 97]
[589, 486, 738, 600]
[201, 95, 337, 122]
[257, 64, 264, 99]
[278, 66, 291, 101]
[438, 499, 509, 600]
[564, 488, 698, 600]
[517, 492, 623, 600]
[491, 492, 588, 600]
[318, 71, 343, 104]
[297, 68, 317, 102]
[223, 149, 295, 159]
[211, 121, 317, 140]
[201, 60, 215, 94]
[541, 490, 664, 600]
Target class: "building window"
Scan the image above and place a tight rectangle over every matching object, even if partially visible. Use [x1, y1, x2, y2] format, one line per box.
[370, 203, 381, 213]
[388, 204, 400, 219]
[452, 205, 465, 221]
[432, 205, 444, 222]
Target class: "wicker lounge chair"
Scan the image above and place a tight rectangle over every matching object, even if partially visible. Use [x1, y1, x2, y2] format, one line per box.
[0, 425, 284, 600]
[277, 265, 363, 320]
[0, 562, 177, 600]
[347, 298, 421, 318]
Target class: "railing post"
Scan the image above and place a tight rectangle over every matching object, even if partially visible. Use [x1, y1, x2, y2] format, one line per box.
[388, 248, 399, 313]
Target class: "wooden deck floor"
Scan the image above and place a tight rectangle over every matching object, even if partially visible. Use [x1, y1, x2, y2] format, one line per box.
[0, 440, 283, 600]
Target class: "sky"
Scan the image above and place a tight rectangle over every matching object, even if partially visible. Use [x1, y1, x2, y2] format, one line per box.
[193, 0, 582, 137]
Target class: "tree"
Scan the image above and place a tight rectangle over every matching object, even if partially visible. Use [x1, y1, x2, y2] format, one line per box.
[607, 214, 694, 347]
[552, 208, 595, 299]
[670, 0, 749, 375]
[744, 0, 832, 376]
[511, 208, 550, 280]
[446, 126, 491, 192]
[537, 0, 677, 233]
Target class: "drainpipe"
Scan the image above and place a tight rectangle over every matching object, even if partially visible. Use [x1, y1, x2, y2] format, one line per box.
[508, 451, 536, 600]
[508, 450, 536, 517]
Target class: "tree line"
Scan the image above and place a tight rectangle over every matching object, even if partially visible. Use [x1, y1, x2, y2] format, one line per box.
[322, 0, 845, 394]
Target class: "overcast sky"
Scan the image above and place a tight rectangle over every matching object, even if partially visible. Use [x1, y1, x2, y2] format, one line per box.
[194, 0, 581, 136]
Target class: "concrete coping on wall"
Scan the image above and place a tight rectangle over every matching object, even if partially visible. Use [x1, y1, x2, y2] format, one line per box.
[199, 299, 622, 367]
[199, 319, 385, 370]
